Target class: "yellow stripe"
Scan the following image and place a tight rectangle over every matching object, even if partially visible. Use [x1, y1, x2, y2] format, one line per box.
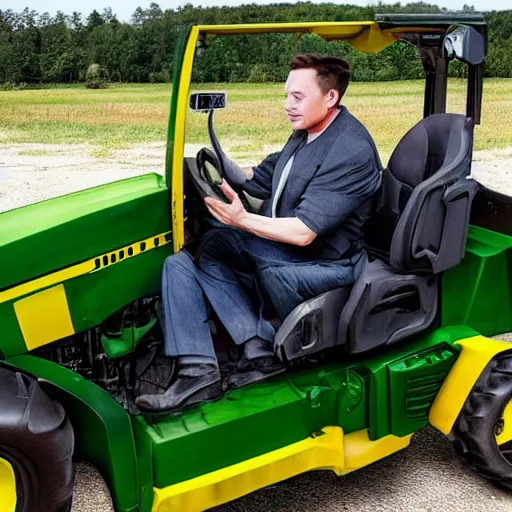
[197, 22, 445, 35]
[0, 259, 96, 305]
[172, 26, 199, 253]
[195, 23, 438, 53]
[151, 427, 412, 512]
[0, 457, 17, 512]
[14, 284, 75, 351]
[342, 428, 412, 474]
[429, 335, 512, 435]
[197, 21, 374, 34]
[0, 231, 171, 304]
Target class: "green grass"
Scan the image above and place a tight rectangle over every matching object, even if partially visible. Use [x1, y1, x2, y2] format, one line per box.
[0, 80, 511, 162]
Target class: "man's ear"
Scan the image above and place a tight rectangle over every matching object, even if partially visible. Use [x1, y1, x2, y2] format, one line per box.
[327, 89, 339, 108]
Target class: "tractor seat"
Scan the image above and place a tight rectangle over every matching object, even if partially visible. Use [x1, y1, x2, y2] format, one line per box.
[274, 113, 479, 362]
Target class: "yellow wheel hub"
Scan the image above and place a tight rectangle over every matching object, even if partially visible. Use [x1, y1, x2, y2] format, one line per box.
[496, 400, 512, 446]
[0, 457, 17, 512]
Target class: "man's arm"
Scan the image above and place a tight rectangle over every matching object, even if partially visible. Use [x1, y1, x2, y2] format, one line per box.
[205, 137, 381, 247]
[205, 181, 317, 247]
[238, 213, 317, 246]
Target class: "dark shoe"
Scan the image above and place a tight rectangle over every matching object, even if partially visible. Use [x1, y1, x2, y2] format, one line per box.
[223, 338, 287, 391]
[223, 362, 287, 391]
[135, 363, 222, 413]
[236, 354, 286, 374]
[237, 337, 285, 374]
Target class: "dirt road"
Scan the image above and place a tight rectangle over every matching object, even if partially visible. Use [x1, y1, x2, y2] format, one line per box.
[1, 142, 512, 213]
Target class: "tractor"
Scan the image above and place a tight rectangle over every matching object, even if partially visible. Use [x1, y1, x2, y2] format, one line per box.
[1, 13, 512, 512]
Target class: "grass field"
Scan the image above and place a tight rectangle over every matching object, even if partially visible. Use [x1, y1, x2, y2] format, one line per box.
[1, 79, 511, 163]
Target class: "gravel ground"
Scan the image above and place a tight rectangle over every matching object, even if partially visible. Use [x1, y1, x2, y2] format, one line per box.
[71, 425, 512, 512]
[2, 143, 512, 511]
[1, 142, 512, 212]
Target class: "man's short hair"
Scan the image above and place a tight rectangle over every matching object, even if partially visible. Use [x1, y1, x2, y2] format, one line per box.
[290, 53, 351, 102]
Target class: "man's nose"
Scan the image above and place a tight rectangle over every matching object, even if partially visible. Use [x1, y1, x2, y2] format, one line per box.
[284, 96, 293, 111]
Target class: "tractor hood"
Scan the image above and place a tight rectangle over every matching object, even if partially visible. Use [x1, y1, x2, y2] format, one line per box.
[0, 173, 169, 295]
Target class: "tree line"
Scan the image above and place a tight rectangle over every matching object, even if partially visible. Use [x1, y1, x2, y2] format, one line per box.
[0, 2, 511, 86]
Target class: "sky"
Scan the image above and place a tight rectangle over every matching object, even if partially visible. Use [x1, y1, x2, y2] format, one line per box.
[1, 0, 509, 23]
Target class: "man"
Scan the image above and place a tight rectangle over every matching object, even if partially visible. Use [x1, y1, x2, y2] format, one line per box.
[135, 54, 382, 412]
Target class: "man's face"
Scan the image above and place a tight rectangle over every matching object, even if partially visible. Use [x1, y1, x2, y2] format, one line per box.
[284, 68, 337, 131]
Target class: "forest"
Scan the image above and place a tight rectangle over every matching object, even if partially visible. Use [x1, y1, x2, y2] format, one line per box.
[0, 2, 511, 86]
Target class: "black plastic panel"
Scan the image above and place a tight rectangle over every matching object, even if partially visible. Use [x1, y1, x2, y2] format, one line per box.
[470, 186, 512, 237]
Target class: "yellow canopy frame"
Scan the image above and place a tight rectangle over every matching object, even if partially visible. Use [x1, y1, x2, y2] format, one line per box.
[169, 21, 450, 251]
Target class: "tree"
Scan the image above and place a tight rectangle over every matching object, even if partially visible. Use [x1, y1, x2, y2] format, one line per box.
[86, 10, 104, 30]
[147, 3, 163, 21]
[0, 4, 511, 85]
[70, 11, 83, 31]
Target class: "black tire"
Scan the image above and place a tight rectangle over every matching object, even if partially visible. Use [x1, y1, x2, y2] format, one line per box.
[452, 351, 512, 491]
[0, 367, 75, 512]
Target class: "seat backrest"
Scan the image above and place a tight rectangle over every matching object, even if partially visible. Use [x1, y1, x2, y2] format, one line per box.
[365, 113, 479, 274]
[388, 113, 470, 188]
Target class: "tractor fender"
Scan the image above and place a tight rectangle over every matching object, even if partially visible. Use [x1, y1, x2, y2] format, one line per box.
[4, 355, 147, 512]
[429, 335, 512, 435]
[0, 364, 75, 512]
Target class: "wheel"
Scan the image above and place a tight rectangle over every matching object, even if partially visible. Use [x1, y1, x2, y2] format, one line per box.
[452, 351, 512, 491]
[0, 454, 17, 512]
[0, 446, 41, 512]
[0, 367, 75, 512]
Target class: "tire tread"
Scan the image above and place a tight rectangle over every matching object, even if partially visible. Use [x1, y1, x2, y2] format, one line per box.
[452, 353, 512, 491]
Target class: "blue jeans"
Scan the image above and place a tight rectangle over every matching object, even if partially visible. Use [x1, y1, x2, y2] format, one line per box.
[161, 228, 363, 359]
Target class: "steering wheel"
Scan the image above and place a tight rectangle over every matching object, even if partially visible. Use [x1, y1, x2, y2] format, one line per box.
[186, 109, 231, 204]
[186, 109, 250, 207]
[191, 146, 229, 203]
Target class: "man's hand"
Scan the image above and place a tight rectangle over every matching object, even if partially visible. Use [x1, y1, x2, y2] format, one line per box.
[204, 180, 317, 247]
[204, 180, 247, 229]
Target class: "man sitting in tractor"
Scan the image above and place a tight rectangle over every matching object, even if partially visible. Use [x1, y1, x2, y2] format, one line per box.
[135, 54, 383, 412]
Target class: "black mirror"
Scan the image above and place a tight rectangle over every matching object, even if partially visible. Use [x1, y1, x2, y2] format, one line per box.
[444, 25, 485, 65]
[190, 93, 227, 112]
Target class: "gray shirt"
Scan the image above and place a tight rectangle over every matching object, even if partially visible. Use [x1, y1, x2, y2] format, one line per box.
[271, 154, 294, 218]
